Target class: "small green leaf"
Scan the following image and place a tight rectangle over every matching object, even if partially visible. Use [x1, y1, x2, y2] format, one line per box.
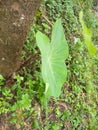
[36, 19, 68, 98]
[79, 11, 97, 57]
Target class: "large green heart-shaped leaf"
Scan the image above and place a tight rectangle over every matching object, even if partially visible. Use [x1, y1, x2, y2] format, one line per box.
[36, 19, 68, 98]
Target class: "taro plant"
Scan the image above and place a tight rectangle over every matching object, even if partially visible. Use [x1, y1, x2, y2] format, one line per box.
[36, 19, 69, 98]
[79, 11, 97, 57]
[79, 11, 98, 129]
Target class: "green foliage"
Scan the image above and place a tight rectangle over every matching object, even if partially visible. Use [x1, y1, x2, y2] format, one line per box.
[0, 74, 4, 85]
[36, 19, 68, 98]
[79, 11, 97, 57]
[41, 0, 79, 38]
[0, 0, 98, 129]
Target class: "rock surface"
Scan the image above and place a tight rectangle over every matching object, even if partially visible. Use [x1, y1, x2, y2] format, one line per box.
[0, 0, 41, 77]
